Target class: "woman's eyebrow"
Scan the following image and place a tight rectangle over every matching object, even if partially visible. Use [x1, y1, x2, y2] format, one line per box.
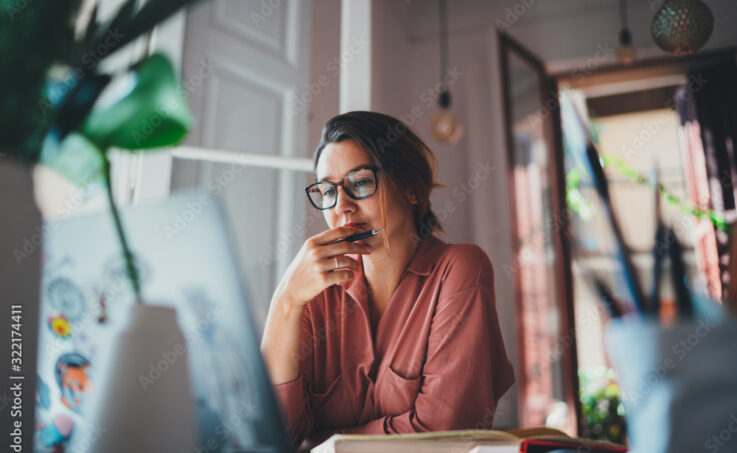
[318, 164, 372, 182]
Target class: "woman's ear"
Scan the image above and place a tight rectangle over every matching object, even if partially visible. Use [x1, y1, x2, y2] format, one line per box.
[407, 193, 418, 205]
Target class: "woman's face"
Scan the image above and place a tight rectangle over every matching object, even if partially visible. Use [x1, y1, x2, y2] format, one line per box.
[315, 139, 417, 248]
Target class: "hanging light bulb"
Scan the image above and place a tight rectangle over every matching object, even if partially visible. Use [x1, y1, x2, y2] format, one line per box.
[430, 90, 463, 144]
[651, 0, 714, 56]
[616, 0, 636, 65]
[617, 29, 636, 65]
[429, 0, 463, 145]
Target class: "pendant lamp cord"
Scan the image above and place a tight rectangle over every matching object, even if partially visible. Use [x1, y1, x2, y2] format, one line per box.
[438, 0, 448, 92]
[619, 0, 628, 31]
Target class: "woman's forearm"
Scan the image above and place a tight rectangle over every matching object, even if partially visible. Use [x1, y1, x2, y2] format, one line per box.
[260, 294, 305, 385]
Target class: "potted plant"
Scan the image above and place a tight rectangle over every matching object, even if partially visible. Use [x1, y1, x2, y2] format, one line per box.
[579, 367, 627, 445]
[0, 0, 205, 450]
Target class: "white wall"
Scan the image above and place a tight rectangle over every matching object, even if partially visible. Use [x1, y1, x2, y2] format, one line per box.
[303, 0, 342, 239]
[367, 0, 737, 430]
[368, 0, 520, 428]
[307, 0, 341, 157]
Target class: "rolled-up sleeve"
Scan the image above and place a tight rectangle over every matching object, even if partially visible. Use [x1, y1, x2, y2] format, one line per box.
[353, 254, 515, 434]
[271, 304, 315, 448]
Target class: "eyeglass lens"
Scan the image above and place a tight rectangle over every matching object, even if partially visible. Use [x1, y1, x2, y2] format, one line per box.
[308, 168, 376, 209]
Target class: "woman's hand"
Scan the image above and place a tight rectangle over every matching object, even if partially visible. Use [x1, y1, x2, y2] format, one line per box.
[272, 225, 372, 309]
[262, 225, 372, 385]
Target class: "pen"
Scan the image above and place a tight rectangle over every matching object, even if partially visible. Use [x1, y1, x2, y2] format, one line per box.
[592, 276, 623, 318]
[571, 102, 647, 313]
[584, 141, 647, 313]
[725, 222, 737, 315]
[326, 229, 383, 245]
[648, 165, 666, 317]
[667, 227, 693, 318]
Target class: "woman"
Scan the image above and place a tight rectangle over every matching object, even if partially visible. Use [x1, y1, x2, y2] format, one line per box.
[260, 111, 514, 449]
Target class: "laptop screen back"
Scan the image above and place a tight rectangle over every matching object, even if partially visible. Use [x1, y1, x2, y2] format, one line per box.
[34, 190, 289, 452]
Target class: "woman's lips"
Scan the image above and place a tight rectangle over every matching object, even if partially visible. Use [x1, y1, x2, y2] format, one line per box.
[342, 222, 366, 227]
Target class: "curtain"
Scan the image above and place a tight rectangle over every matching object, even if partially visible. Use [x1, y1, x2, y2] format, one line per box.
[675, 61, 737, 300]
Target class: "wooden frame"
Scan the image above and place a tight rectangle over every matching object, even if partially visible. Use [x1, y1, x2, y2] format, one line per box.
[554, 47, 737, 89]
[498, 30, 582, 435]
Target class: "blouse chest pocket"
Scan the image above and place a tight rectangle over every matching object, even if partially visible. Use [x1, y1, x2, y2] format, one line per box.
[376, 364, 423, 417]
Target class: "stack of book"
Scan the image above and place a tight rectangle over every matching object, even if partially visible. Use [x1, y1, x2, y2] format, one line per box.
[311, 428, 627, 452]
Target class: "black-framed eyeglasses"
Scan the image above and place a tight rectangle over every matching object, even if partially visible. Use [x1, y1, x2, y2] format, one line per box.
[305, 166, 378, 210]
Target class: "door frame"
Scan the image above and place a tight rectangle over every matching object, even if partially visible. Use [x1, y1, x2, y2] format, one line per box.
[501, 31, 737, 435]
[498, 30, 582, 435]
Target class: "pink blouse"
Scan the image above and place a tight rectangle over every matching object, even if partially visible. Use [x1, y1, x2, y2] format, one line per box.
[272, 234, 515, 449]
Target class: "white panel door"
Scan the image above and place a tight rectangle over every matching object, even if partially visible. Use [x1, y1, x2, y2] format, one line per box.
[171, 0, 313, 336]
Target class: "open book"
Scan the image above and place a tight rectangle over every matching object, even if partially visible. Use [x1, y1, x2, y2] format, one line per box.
[311, 428, 628, 453]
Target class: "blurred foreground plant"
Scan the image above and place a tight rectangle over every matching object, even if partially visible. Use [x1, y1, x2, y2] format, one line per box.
[0, 0, 204, 302]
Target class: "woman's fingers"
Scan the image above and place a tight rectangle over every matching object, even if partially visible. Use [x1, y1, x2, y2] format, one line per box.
[324, 255, 360, 272]
[312, 225, 365, 245]
[319, 240, 371, 259]
[325, 269, 354, 285]
[277, 226, 370, 308]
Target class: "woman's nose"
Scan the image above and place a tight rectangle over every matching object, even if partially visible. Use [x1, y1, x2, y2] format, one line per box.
[333, 186, 356, 214]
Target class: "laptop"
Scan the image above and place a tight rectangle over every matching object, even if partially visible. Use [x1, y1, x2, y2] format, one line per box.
[34, 190, 290, 452]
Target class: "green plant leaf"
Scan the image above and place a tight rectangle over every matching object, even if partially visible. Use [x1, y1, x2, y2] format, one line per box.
[40, 132, 104, 186]
[81, 53, 193, 150]
[0, 0, 80, 154]
[49, 72, 112, 143]
[77, 0, 202, 68]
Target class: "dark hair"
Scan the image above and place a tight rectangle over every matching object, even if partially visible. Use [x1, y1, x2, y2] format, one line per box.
[313, 111, 445, 250]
